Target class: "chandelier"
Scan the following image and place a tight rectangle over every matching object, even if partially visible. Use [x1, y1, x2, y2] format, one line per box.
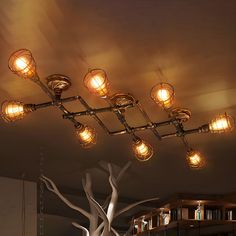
[1, 49, 235, 169]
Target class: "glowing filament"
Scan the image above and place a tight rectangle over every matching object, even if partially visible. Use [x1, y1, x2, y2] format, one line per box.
[189, 153, 201, 166]
[136, 143, 149, 156]
[209, 113, 234, 133]
[133, 140, 153, 161]
[150, 83, 174, 109]
[90, 75, 104, 89]
[84, 69, 109, 97]
[79, 128, 93, 143]
[157, 89, 170, 102]
[186, 151, 205, 169]
[76, 126, 96, 148]
[1, 101, 25, 122]
[8, 49, 36, 79]
[15, 57, 29, 72]
[211, 119, 228, 130]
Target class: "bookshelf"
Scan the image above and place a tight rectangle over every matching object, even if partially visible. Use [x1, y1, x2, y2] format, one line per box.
[131, 193, 236, 235]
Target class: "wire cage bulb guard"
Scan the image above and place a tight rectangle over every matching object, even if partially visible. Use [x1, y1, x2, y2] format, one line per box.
[186, 150, 205, 169]
[75, 125, 97, 148]
[151, 82, 175, 109]
[209, 113, 235, 133]
[83, 69, 109, 98]
[132, 138, 154, 162]
[8, 49, 36, 79]
[1, 100, 27, 122]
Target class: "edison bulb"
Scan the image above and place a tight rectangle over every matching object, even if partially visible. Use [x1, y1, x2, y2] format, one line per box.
[76, 125, 96, 148]
[209, 113, 234, 133]
[8, 49, 36, 79]
[84, 69, 109, 97]
[186, 150, 205, 169]
[133, 139, 153, 161]
[151, 83, 174, 109]
[1, 100, 25, 122]
[15, 57, 29, 71]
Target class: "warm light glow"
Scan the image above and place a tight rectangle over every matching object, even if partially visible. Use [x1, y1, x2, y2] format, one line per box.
[133, 139, 153, 161]
[157, 89, 171, 102]
[1, 101, 25, 122]
[90, 75, 104, 89]
[151, 83, 174, 109]
[209, 113, 234, 133]
[186, 150, 205, 169]
[76, 125, 96, 148]
[8, 49, 36, 79]
[84, 69, 109, 97]
[189, 153, 201, 165]
[15, 57, 29, 72]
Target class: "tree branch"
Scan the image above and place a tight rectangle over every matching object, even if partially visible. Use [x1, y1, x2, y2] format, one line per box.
[107, 163, 118, 224]
[72, 222, 90, 236]
[111, 227, 120, 236]
[114, 197, 159, 218]
[102, 161, 132, 209]
[116, 161, 132, 183]
[84, 173, 99, 233]
[82, 178, 110, 236]
[41, 175, 91, 219]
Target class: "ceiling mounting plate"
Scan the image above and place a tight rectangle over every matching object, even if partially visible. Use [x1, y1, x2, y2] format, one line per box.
[46, 74, 71, 93]
[110, 93, 135, 106]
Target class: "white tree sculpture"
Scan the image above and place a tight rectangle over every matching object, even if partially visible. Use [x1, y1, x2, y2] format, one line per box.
[41, 162, 158, 236]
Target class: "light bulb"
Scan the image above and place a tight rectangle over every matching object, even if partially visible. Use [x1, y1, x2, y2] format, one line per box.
[84, 69, 109, 97]
[157, 89, 170, 102]
[15, 57, 29, 72]
[8, 49, 36, 79]
[186, 150, 205, 169]
[151, 83, 174, 109]
[75, 125, 96, 148]
[1, 100, 25, 122]
[209, 113, 234, 133]
[90, 75, 104, 89]
[133, 139, 153, 161]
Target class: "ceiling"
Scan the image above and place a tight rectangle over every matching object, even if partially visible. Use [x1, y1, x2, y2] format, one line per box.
[0, 0, 236, 235]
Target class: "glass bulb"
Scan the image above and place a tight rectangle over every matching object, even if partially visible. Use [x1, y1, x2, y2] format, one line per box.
[90, 75, 104, 89]
[76, 125, 96, 148]
[84, 69, 109, 97]
[133, 139, 153, 161]
[186, 150, 205, 169]
[209, 113, 234, 133]
[15, 57, 29, 72]
[157, 89, 171, 102]
[150, 83, 174, 109]
[1, 100, 25, 122]
[8, 49, 36, 79]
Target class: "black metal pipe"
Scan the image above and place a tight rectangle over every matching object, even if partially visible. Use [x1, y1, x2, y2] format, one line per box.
[32, 76, 81, 127]
[181, 136, 191, 150]
[105, 97, 138, 140]
[155, 120, 173, 127]
[183, 128, 201, 135]
[161, 125, 209, 139]
[63, 103, 134, 118]
[183, 124, 209, 135]
[109, 120, 173, 136]
[33, 78, 55, 100]
[161, 132, 178, 139]
[32, 96, 81, 110]
[134, 100, 162, 140]
[77, 96, 111, 134]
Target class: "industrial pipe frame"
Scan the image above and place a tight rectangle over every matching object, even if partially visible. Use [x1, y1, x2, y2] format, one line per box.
[18, 72, 211, 152]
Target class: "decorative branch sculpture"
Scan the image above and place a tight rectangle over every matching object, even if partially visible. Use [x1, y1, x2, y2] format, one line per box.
[41, 162, 159, 236]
